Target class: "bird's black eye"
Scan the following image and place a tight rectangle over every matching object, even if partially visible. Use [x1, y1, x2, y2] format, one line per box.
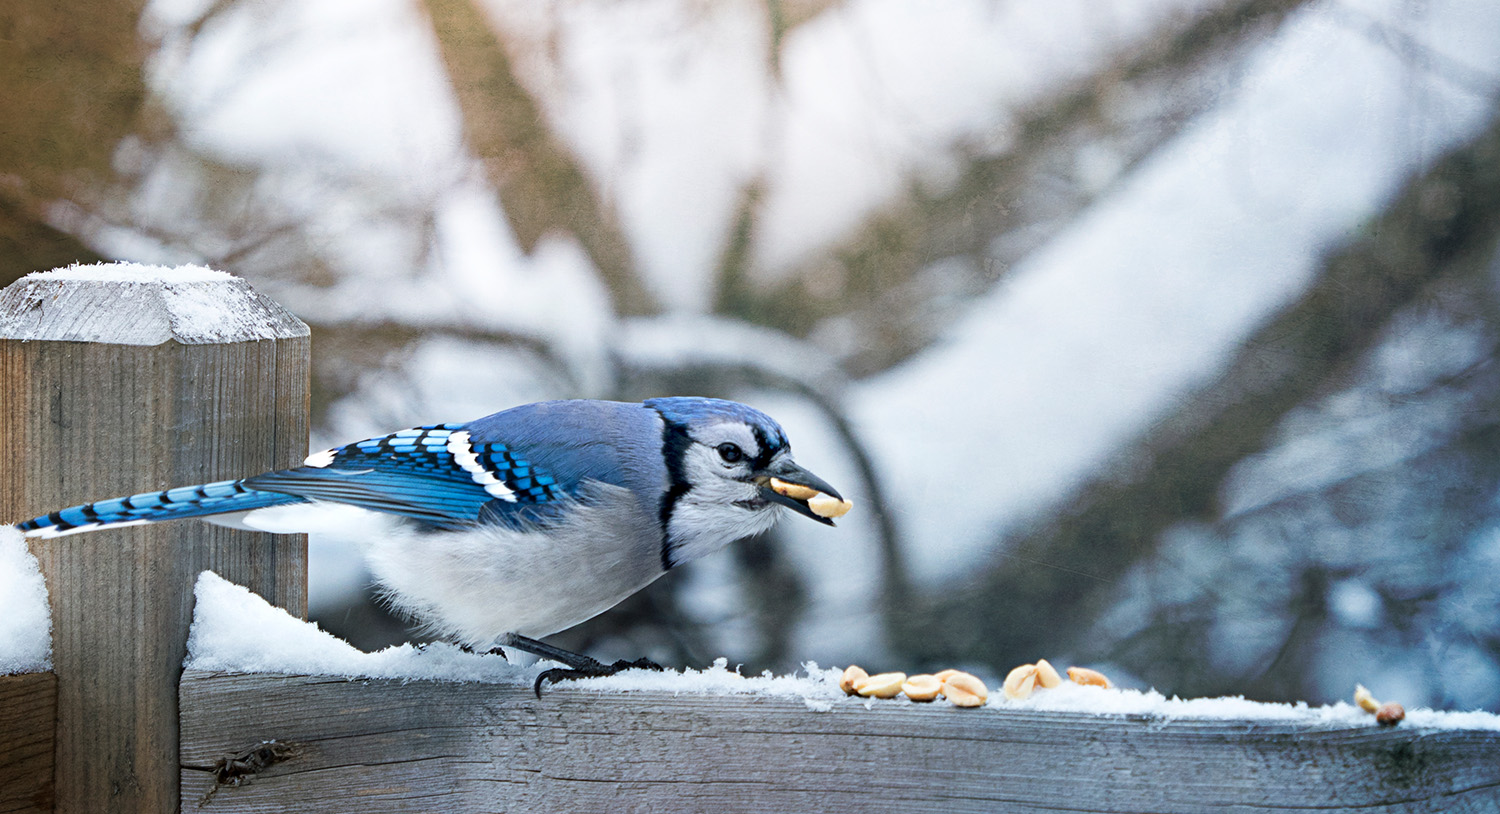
[716, 442, 744, 464]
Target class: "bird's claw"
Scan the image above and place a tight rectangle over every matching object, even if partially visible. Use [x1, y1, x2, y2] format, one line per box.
[533, 657, 665, 697]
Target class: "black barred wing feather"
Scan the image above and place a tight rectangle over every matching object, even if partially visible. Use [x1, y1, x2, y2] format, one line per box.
[245, 424, 566, 529]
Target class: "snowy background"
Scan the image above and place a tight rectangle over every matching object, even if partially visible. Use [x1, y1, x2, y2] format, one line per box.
[4, 0, 1500, 709]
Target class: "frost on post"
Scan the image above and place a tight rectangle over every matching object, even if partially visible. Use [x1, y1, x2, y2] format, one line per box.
[6, 263, 304, 345]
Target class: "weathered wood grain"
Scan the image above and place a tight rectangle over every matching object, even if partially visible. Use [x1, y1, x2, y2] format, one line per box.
[179, 670, 1500, 814]
[0, 672, 55, 814]
[0, 273, 310, 814]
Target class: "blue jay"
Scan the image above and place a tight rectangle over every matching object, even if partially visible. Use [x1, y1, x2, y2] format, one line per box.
[15, 397, 848, 690]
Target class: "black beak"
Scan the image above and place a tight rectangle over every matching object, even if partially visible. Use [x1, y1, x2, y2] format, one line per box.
[756, 459, 844, 526]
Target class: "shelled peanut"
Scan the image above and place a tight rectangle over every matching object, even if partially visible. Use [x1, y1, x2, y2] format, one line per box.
[768, 477, 853, 519]
[1001, 660, 1110, 700]
[1035, 659, 1063, 689]
[1003, 663, 1039, 700]
[941, 671, 989, 707]
[838, 665, 869, 694]
[1066, 666, 1111, 689]
[837, 659, 1114, 706]
[854, 672, 907, 699]
[839, 665, 990, 707]
[1353, 684, 1405, 727]
[901, 674, 943, 702]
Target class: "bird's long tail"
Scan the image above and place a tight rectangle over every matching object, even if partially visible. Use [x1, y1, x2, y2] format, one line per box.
[14, 479, 305, 538]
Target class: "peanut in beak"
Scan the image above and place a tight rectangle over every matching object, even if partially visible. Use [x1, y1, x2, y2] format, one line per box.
[768, 477, 854, 519]
[768, 477, 819, 501]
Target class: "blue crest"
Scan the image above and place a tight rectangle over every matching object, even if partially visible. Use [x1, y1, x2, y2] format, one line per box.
[643, 397, 789, 450]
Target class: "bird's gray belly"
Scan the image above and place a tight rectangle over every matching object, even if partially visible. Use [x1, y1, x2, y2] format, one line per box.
[362, 484, 665, 644]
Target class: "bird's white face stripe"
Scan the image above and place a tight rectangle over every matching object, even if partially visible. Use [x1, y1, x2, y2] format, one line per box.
[446, 430, 517, 501]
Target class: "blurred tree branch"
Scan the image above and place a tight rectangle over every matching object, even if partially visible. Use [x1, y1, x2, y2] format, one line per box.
[720, 0, 1315, 376]
[764, 0, 839, 78]
[420, 0, 658, 316]
[915, 100, 1500, 673]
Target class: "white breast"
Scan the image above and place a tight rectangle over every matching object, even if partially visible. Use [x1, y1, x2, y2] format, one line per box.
[335, 484, 666, 644]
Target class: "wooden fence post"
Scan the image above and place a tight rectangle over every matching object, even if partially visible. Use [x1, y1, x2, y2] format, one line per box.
[0, 266, 309, 814]
[0, 672, 55, 814]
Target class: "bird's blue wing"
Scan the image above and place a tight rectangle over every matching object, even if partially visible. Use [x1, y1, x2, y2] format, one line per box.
[248, 401, 665, 530]
[461, 400, 667, 501]
[244, 423, 566, 529]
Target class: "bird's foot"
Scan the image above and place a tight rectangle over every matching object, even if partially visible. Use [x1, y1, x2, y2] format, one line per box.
[534, 657, 664, 697]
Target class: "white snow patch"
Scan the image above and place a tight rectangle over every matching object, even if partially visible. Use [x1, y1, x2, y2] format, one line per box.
[14, 262, 303, 344]
[583, 658, 848, 710]
[156, 278, 291, 343]
[186, 571, 528, 682]
[993, 681, 1500, 731]
[0, 528, 51, 675]
[188, 569, 844, 706]
[29, 261, 231, 284]
[185, 572, 1500, 728]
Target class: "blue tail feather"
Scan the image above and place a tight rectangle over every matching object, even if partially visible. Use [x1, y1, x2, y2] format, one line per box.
[15, 479, 306, 538]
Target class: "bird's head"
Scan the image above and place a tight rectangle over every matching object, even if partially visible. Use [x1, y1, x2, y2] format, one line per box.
[646, 397, 849, 567]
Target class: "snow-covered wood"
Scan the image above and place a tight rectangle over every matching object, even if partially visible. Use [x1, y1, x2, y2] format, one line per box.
[0, 266, 310, 814]
[179, 669, 1500, 813]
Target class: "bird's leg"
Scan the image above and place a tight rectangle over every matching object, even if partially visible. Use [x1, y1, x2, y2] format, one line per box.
[500, 633, 664, 697]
